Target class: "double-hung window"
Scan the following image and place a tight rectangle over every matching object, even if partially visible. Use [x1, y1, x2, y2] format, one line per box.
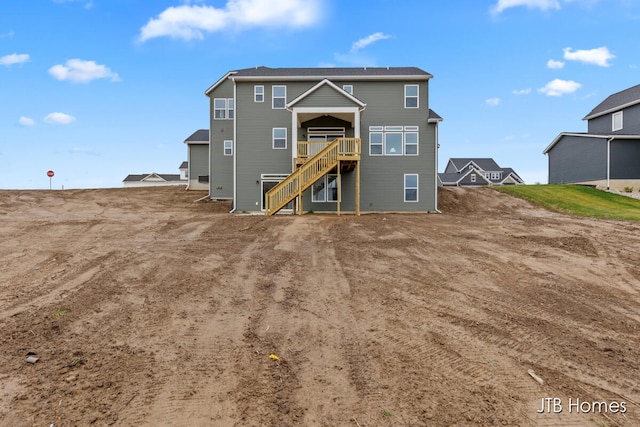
[254, 85, 264, 102]
[405, 85, 419, 108]
[214, 98, 227, 119]
[369, 127, 383, 155]
[272, 85, 286, 109]
[404, 126, 418, 155]
[404, 174, 418, 202]
[223, 140, 233, 156]
[273, 128, 287, 149]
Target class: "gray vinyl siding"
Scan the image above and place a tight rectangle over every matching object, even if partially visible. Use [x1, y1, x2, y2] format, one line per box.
[610, 140, 640, 179]
[587, 104, 640, 135]
[548, 135, 607, 184]
[188, 144, 210, 189]
[235, 82, 294, 211]
[209, 79, 234, 198]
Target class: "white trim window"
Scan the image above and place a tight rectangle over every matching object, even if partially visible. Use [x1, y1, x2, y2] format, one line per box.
[405, 84, 419, 108]
[254, 85, 264, 102]
[369, 127, 383, 155]
[223, 140, 233, 156]
[273, 128, 287, 149]
[490, 172, 501, 180]
[227, 98, 234, 119]
[612, 111, 623, 131]
[312, 174, 339, 203]
[272, 85, 286, 109]
[404, 126, 419, 155]
[385, 126, 403, 155]
[342, 84, 353, 95]
[404, 174, 418, 202]
[214, 98, 227, 119]
[471, 174, 476, 183]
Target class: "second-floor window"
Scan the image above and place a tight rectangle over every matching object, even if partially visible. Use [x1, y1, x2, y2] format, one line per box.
[343, 85, 353, 95]
[223, 140, 233, 156]
[272, 85, 286, 109]
[255, 85, 264, 102]
[369, 126, 419, 156]
[612, 111, 623, 131]
[273, 128, 287, 149]
[405, 84, 419, 108]
[214, 98, 233, 120]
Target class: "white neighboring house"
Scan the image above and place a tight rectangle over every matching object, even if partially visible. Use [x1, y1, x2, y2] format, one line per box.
[123, 163, 188, 187]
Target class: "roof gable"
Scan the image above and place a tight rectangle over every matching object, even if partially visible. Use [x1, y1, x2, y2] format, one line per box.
[448, 158, 501, 172]
[583, 83, 640, 120]
[287, 79, 366, 109]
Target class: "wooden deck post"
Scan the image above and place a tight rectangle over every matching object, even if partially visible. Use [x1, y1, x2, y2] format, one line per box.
[355, 159, 360, 216]
[337, 163, 341, 216]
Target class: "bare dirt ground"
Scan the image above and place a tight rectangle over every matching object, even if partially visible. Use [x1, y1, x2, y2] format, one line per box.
[1, 186, 639, 426]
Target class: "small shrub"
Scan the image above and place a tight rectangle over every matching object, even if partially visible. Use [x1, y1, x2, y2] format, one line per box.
[623, 186, 633, 193]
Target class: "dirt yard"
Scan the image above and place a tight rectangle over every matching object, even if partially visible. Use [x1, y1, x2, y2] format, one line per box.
[1, 186, 639, 426]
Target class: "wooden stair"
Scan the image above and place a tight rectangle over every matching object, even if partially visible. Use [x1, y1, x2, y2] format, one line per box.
[265, 138, 360, 216]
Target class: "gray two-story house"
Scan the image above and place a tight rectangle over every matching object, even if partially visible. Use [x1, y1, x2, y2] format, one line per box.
[202, 66, 442, 215]
[544, 83, 640, 190]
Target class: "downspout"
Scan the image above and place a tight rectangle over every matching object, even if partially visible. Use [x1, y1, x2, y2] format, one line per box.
[607, 136, 613, 190]
[230, 78, 238, 212]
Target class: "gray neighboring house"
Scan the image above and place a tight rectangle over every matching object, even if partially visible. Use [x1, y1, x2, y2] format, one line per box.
[544, 83, 640, 190]
[204, 66, 442, 214]
[438, 158, 524, 186]
[184, 129, 210, 190]
[123, 163, 187, 187]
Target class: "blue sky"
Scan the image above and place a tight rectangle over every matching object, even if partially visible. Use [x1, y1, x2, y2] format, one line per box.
[1, 0, 639, 189]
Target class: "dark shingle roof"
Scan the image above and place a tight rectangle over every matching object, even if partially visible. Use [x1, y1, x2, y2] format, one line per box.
[428, 109, 443, 121]
[179, 161, 188, 169]
[583, 83, 640, 120]
[184, 129, 209, 142]
[232, 66, 432, 79]
[449, 158, 501, 171]
[123, 174, 182, 182]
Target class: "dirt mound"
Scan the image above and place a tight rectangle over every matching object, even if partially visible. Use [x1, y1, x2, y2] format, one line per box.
[1, 186, 638, 426]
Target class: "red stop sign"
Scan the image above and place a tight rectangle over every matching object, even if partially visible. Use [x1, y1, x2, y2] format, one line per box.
[47, 170, 54, 178]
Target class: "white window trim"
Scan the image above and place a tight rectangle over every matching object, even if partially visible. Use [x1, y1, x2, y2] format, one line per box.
[369, 130, 383, 156]
[272, 85, 286, 109]
[254, 85, 264, 103]
[342, 84, 353, 95]
[404, 174, 419, 202]
[213, 98, 227, 120]
[471, 174, 477, 183]
[612, 111, 623, 131]
[272, 128, 287, 149]
[223, 140, 233, 156]
[227, 98, 234, 119]
[404, 131, 419, 156]
[385, 132, 404, 156]
[404, 84, 419, 109]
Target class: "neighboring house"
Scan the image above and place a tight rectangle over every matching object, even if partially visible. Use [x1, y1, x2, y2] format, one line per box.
[544, 83, 640, 190]
[184, 129, 210, 190]
[122, 165, 187, 188]
[438, 158, 524, 186]
[204, 66, 442, 215]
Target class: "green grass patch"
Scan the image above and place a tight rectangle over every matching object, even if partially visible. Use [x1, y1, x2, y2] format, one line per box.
[495, 184, 640, 221]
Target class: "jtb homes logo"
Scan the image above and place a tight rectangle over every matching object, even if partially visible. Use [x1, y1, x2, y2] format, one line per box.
[537, 398, 627, 414]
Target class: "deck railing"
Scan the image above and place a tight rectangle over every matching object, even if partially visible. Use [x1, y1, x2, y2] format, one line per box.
[265, 138, 360, 215]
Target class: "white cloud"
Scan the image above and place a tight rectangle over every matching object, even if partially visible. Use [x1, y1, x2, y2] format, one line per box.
[563, 47, 615, 67]
[538, 79, 582, 96]
[547, 59, 565, 69]
[49, 59, 120, 83]
[0, 53, 30, 66]
[0, 31, 15, 39]
[139, 0, 323, 42]
[513, 88, 532, 95]
[19, 116, 35, 126]
[485, 98, 501, 106]
[44, 112, 76, 124]
[491, 0, 560, 14]
[350, 32, 392, 53]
